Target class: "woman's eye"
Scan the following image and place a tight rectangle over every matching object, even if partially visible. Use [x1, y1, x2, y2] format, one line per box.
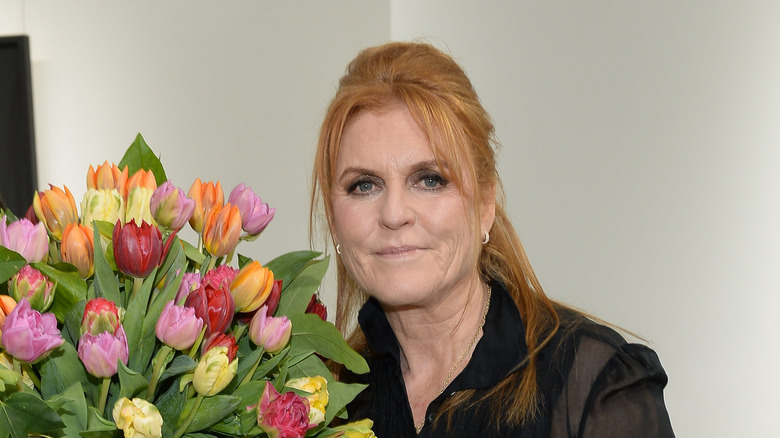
[422, 176, 440, 188]
[416, 172, 447, 190]
[348, 178, 378, 194]
[356, 181, 373, 192]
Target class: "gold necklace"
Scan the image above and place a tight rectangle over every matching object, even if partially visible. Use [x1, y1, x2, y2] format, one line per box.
[414, 285, 491, 434]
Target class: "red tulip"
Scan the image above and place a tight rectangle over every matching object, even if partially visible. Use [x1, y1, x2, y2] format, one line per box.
[112, 219, 162, 278]
[305, 294, 328, 321]
[184, 281, 235, 338]
[202, 332, 238, 362]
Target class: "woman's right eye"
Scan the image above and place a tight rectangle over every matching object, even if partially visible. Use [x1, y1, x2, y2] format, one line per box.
[348, 178, 378, 194]
[355, 181, 373, 192]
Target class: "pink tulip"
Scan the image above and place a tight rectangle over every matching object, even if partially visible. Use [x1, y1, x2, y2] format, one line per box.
[249, 305, 291, 354]
[175, 272, 202, 304]
[150, 181, 195, 231]
[0, 216, 49, 263]
[256, 382, 314, 438]
[228, 183, 275, 236]
[9, 265, 55, 312]
[78, 325, 129, 378]
[155, 300, 203, 350]
[1, 298, 64, 363]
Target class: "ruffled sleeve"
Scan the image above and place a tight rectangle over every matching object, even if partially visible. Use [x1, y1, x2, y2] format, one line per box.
[549, 333, 675, 438]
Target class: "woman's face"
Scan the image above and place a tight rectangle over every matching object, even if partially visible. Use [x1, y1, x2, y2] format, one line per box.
[331, 104, 494, 308]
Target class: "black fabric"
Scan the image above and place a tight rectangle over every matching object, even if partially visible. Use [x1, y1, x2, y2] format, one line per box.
[345, 281, 675, 437]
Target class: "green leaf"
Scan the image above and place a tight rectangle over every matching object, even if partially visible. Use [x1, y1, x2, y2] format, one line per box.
[39, 341, 97, 403]
[229, 380, 266, 407]
[289, 313, 369, 374]
[155, 376, 187, 434]
[34, 261, 87, 322]
[265, 250, 321, 290]
[0, 391, 65, 438]
[181, 239, 206, 267]
[0, 245, 26, 284]
[286, 352, 332, 380]
[275, 256, 329, 317]
[125, 271, 158, 374]
[83, 406, 120, 436]
[91, 222, 121, 304]
[185, 395, 241, 432]
[159, 354, 197, 383]
[118, 133, 168, 186]
[44, 382, 89, 434]
[117, 360, 149, 399]
[320, 381, 368, 427]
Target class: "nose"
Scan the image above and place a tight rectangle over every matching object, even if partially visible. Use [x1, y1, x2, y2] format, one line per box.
[378, 186, 415, 230]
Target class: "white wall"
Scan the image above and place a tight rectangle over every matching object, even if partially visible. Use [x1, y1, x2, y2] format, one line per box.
[2, 1, 778, 436]
[392, 1, 780, 436]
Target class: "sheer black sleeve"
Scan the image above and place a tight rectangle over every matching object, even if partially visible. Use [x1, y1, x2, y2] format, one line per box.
[550, 334, 675, 438]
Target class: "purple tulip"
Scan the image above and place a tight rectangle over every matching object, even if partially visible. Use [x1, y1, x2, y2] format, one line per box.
[156, 300, 203, 350]
[248, 305, 291, 354]
[227, 183, 275, 236]
[78, 325, 129, 378]
[1, 298, 64, 363]
[150, 181, 196, 231]
[175, 272, 202, 304]
[0, 216, 49, 263]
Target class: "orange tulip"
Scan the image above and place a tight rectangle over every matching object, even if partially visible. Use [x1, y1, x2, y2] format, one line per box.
[61, 223, 95, 278]
[33, 184, 79, 241]
[87, 161, 129, 198]
[126, 169, 157, 194]
[230, 261, 275, 312]
[188, 178, 224, 233]
[202, 203, 241, 258]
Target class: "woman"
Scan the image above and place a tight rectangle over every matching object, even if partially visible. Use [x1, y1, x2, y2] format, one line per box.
[311, 42, 674, 437]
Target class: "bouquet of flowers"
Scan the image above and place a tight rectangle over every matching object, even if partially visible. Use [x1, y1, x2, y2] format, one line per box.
[0, 134, 374, 438]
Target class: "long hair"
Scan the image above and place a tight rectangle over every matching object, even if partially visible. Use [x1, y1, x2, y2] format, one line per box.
[310, 41, 560, 427]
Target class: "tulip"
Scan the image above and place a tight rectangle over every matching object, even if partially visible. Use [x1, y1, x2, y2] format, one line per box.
[77, 325, 129, 378]
[0, 351, 33, 389]
[249, 305, 291, 354]
[227, 183, 276, 236]
[202, 333, 238, 362]
[202, 203, 242, 258]
[112, 397, 163, 438]
[155, 300, 203, 350]
[9, 265, 55, 312]
[81, 297, 122, 336]
[0, 216, 49, 263]
[184, 281, 235, 338]
[61, 223, 95, 278]
[0, 295, 17, 349]
[126, 169, 158, 193]
[125, 186, 157, 226]
[256, 382, 314, 438]
[33, 184, 79, 241]
[330, 419, 377, 438]
[87, 161, 129, 198]
[202, 264, 238, 291]
[230, 261, 275, 313]
[305, 294, 328, 322]
[192, 345, 238, 396]
[2, 298, 64, 363]
[81, 188, 125, 226]
[286, 376, 329, 426]
[113, 219, 162, 278]
[265, 280, 283, 316]
[175, 272, 201, 304]
[188, 178, 224, 233]
[150, 181, 195, 231]
[24, 205, 38, 224]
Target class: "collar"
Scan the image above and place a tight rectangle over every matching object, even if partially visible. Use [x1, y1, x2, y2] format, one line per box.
[357, 280, 528, 391]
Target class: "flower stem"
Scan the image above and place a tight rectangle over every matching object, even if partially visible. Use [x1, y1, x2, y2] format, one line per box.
[240, 347, 264, 386]
[98, 377, 111, 416]
[146, 345, 172, 400]
[173, 394, 204, 438]
[21, 362, 41, 390]
[131, 276, 143, 299]
[232, 324, 246, 343]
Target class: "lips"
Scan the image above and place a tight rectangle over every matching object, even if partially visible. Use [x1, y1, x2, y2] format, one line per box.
[375, 245, 420, 256]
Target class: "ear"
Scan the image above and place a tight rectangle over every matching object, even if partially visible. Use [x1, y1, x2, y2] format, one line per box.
[480, 182, 496, 234]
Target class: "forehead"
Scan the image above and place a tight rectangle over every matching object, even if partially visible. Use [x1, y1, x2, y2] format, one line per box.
[336, 105, 436, 170]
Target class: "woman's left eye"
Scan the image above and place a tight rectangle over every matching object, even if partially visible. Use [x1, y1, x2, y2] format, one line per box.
[415, 172, 447, 190]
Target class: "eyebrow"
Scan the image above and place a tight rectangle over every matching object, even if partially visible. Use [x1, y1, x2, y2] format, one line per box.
[338, 160, 444, 179]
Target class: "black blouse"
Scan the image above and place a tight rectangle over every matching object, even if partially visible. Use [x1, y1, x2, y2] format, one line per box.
[346, 281, 675, 437]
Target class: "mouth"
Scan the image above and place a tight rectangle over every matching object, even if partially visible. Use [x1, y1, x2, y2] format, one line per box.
[375, 245, 421, 257]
